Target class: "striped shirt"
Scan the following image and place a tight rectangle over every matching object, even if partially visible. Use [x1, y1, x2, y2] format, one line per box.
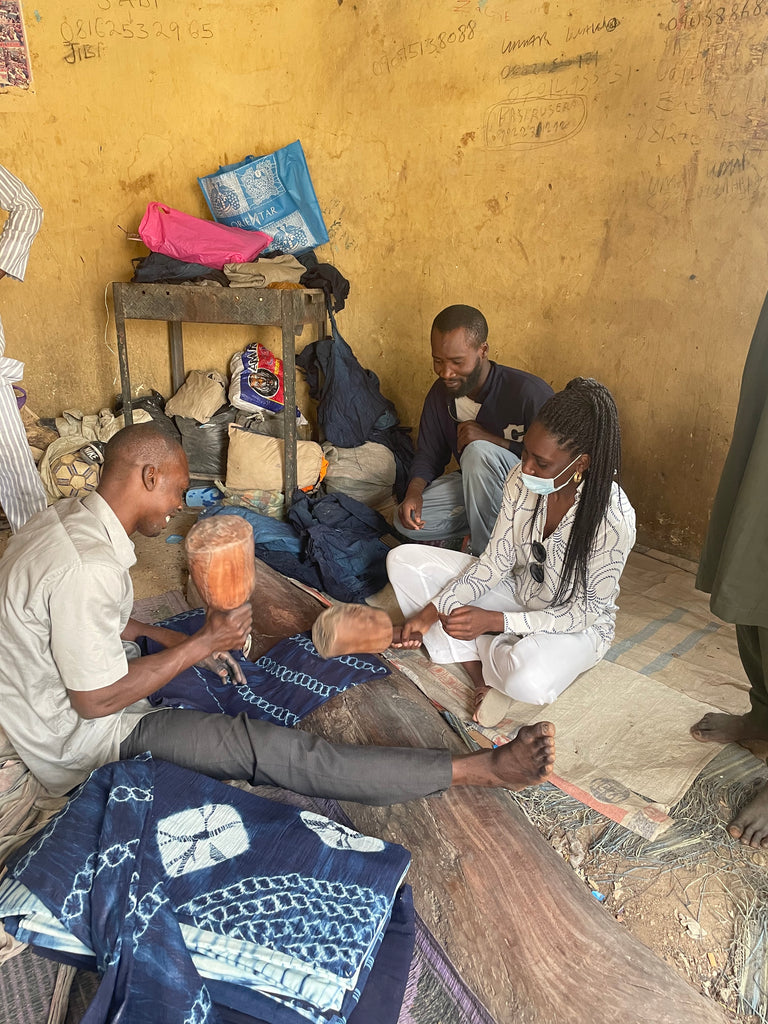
[0, 165, 43, 358]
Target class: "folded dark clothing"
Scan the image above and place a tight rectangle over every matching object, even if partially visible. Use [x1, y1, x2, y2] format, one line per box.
[132, 251, 230, 286]
[299, 263, 350, 312]
[202, 500, 391, 604]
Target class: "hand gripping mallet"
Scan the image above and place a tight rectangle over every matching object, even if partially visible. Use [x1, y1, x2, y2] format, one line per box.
[185, 516, 256, 660]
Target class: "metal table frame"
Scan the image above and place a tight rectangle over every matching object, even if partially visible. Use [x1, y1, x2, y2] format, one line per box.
[111, 282, 326, 497]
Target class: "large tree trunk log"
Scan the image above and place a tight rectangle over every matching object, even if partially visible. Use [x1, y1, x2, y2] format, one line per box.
[186, 554, 327, 659]
[300, 668, 726, 1024]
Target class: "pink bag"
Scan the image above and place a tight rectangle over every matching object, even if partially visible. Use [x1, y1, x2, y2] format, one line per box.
[138, 202, 272, 269]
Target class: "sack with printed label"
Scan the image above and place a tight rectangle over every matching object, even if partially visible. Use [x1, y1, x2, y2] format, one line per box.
[198, 140, 328, 255]
[229, 342, 286, 415]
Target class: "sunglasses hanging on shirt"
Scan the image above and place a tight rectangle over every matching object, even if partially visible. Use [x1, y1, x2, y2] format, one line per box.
[529, 540, 546, 583]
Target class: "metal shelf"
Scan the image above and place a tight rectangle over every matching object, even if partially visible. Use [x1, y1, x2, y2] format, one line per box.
[111, 282, 326, 497]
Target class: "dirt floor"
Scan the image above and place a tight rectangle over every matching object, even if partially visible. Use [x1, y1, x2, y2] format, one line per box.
[545, 829, 760, 1023]
[0, 509, 764, 1023]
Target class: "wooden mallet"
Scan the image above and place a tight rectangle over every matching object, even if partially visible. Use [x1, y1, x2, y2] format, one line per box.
[185, 516, 256, 657]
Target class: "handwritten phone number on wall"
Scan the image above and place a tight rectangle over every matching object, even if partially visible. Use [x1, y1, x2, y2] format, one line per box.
[372, 22, 476, 75]
[485, 95, 586, 149]
[664, 3, 768, 29]
[60, 16, 214, 42]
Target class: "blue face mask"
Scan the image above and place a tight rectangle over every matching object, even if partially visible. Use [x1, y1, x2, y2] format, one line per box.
[521, 454, 582, 496]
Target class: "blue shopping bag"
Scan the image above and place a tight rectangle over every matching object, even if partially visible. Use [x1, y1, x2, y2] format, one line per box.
[198, 140, 329, 255]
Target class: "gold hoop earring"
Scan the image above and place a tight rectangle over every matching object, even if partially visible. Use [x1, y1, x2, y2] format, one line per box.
[573, 471, 583, 485]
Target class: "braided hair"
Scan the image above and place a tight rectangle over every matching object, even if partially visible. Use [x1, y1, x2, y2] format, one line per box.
[534, 377, 623, 605]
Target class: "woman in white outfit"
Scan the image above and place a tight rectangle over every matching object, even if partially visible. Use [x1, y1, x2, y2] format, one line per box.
[387, 377, 636, 727]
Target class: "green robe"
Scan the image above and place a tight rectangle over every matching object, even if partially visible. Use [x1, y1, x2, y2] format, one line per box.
[696, 290, 768, 627]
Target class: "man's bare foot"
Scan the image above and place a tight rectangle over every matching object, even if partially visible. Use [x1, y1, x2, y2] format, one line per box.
[451, 722, 555, 791]
[690, 712, 768, 745]
[390, 625, 423, 649]
[727, 782, 768, 848]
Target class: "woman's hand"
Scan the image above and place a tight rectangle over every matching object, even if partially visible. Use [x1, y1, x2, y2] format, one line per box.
[442, 606, 504, 640]
[393, 604, 439, 647]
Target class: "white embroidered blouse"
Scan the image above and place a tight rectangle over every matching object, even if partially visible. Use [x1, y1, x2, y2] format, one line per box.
[434, 464, 637, 655]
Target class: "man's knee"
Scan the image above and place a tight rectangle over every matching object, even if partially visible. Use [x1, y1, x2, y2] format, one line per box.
[460, 440, 517, 481]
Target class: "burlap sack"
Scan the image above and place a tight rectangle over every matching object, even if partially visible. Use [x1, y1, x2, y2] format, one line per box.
[323, 441, 395, 507]
[226, 423, 323, 491]
[165, 371, 227, 423]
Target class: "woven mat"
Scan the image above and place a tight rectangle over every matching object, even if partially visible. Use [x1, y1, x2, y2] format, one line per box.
[384, 550, 753, 841]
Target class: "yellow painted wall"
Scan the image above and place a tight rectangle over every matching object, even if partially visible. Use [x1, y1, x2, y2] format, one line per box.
[2, 0, 767, 558]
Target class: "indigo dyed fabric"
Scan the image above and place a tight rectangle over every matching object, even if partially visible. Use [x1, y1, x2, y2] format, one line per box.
[143, 609, 389, 726]
[295, 308, 414, 500]
[1, 756, 411, 1024]
[200, 499, 393, 603]
[286, 491, 392, 602]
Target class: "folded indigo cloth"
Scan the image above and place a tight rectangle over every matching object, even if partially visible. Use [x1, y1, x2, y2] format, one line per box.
[0, 756, 411, 1024]
[1, 875, 415, 1024]
[143, 609, 389, 727]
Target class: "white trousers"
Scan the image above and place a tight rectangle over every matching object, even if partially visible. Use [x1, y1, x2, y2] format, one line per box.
[387, 545, 601, 706]
[0, 375, 47, 532]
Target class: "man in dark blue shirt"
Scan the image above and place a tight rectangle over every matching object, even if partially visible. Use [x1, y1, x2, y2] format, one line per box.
[393, 305, 552, 555]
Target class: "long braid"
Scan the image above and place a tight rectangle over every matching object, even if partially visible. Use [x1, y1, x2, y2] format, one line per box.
[535, 378, 623, 605]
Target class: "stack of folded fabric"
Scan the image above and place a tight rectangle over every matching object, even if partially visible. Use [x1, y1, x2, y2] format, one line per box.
[0, 755, 412, 1024]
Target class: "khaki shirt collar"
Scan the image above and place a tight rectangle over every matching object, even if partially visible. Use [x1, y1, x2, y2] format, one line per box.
[82, 490, 136, 569]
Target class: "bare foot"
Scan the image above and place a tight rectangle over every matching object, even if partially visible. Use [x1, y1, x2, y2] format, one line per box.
[728, 783, 768, 848]
[473, 685, 490, 712]
[451, 722, 555, 791]
[690, 712, 768, 745]
[459, 659, 488, 711]
[390, 625, 423, 649]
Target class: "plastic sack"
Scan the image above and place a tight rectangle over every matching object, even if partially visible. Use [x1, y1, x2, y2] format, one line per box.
[229, 342, 286, 414]
[174, 405, 236, 480]
[138, 202, 272, 270]
[198, 141, 329, 255]
[113, 389, 181, 446]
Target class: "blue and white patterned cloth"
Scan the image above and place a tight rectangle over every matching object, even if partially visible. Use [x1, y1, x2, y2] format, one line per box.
[144, 609, 389, 727]
[0, 755, 410, 1024]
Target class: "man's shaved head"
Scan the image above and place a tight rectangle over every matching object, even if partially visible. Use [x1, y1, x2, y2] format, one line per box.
[97, 423, 189, 537]
[102, 423, 184, 479]
[432, 305, 488, 348]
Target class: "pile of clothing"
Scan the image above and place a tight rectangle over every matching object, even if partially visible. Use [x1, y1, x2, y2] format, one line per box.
[131, 248, 350, 314]
[0, 755, 414, 1024]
